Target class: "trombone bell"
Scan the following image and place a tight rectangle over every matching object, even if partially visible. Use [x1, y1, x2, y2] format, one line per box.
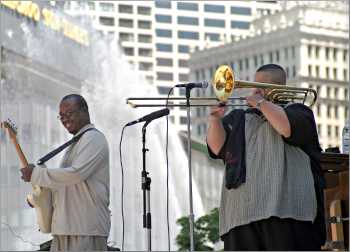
[213, 65, 234, 102]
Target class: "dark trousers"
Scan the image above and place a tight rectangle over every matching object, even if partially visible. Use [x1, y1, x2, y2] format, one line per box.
[222, 216, 324, 251]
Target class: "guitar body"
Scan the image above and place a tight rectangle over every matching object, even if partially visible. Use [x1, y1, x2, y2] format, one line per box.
[27, 185, 52, 233]
[1, 120, 52, 233]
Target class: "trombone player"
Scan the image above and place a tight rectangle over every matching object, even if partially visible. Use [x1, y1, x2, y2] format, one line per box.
[207, 64, 326, 250]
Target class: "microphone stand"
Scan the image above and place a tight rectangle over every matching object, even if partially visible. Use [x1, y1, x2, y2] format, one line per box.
[142, 122, 152, 251]
[185, 87, 195, 252]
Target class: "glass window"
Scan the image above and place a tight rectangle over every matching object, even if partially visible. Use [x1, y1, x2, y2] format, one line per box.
[178, 31, 199, 40]
[292, 65, 296, 77]
[317, 124, 321, 136]
[139, 48, 152, 57]
[308, 45, 312, 57]
[291, 46, 295, 58]
[178, 45, 189, 53]
[178, 16, 199, 26]
[327, 105, 331, 117]
[119, 19, 133, 28]
[204, 18, 225, 28]
[345, 88, 348, 100]
[308, 65, 312, 76]
[326, 67, 330, 79]
[231, 20, 250, 29]
[118, 4, 131, 13]
[343, 49, 348, 61]
[204, 4, 225, 13]
[239, 59, 243, 71]
[138, 20, 151, 29]
[275, 50, 280, 62]
[155, 14, 172, 23]
[155, 0, 171, 9]
[325, 47, 330, 60]
[197, 125, 201, 135]
[101, 2, 115, 12]
[334, 87, 339, 98]
[317, 104, 321, 116]
[138, 34, 152, 43]
[315, 66, 319, 78]
[180, 116, 187, 124]
[284, 47, 289, 60]
[156, 29, 172, 38]
[327, 125, 331, 136]
[99, 17, 115, 26]
[254, 55, 258, 67]
[137, 6, 150, 15]
[333, 68, 337, 80]
[344, 69, 348, 81]
[179, 60, 188, 68]
[315, 46, 320, 58]
[335, 126, 339, 137]
[345, 106, 349, 119]
[157, 86, 172, 95]
[157, 72, 173, 81]
[327, 87, 331, 97]
[333, 48, 337, 60]
[180, 89, 186, 96]
[260, 54, 264, 65]
[245, 58, 249, 69]
[156, 58, 173, 66]
[139, 62, 153, 71]
[87, 2, 94, 10]
[334, 106, 338, 119]
[156, 43, 173, 52]
[179, 74, 188, 82]
[316, 85, 321, 95]
[269, 51, 273, 62]
[230, 61, 235, 71]
[119, 32, 134, 42]
[205, 33, 220, 41]
[124, 47, 134, 56]
[231, 6, 251, 15]
[177, 2, 198, 11]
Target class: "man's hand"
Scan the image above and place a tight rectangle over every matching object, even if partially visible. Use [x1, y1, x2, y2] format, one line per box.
[246, 88, 265, 108]
[20, 164, 35, 182]
[209, 104, 226, 121]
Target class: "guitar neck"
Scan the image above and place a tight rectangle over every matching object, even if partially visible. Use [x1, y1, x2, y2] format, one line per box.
[10, 138, 29, 167]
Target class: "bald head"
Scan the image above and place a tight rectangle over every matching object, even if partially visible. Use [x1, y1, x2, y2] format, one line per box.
[59, 94, 90, 134]
[61, 94, 89, 112]
[255, 64, 286, 85]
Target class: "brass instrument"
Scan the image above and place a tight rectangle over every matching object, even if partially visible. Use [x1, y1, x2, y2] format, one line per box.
[127, 65, 317, 108]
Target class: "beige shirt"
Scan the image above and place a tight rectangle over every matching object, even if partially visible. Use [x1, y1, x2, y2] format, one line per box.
[31, 124, 111, 236]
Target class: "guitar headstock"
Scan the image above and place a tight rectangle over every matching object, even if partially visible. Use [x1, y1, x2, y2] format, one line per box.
[0, 119, 18, 140]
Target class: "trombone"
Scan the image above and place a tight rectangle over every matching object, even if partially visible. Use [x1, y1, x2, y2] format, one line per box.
[127, 65, 317, 108]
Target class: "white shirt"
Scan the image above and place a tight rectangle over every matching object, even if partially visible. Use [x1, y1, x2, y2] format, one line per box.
[31, 124, 111, 236]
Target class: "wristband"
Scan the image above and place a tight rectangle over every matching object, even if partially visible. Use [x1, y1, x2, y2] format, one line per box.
[256, 98, 266, 110]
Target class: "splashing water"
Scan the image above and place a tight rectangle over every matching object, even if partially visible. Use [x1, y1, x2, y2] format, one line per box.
[0, 6, 204, 251]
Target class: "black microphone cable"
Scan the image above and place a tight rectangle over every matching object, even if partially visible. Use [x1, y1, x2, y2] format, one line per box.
[165, 87, 174, 252]
[119, 125, 127, 251]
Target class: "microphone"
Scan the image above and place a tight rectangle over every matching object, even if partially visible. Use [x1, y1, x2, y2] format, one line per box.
[175, 81, 209, 89]
[126, 108, 170, 126]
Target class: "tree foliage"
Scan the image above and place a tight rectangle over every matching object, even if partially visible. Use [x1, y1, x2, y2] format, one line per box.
[176, 208, 219, 251]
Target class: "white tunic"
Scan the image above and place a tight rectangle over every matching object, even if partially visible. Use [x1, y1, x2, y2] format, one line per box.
[31, 124, 111, 236]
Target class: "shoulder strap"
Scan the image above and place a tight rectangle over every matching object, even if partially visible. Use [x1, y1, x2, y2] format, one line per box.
[37, 128, 96, 165]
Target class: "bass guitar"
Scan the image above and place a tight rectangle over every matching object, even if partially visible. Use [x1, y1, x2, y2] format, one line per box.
[1, 119, 52, 233]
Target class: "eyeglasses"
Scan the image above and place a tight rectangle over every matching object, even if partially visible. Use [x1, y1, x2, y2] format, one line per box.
[57, 109, 81, 120]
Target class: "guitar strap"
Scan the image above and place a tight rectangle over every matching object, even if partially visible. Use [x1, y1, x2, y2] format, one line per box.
[37, 128, 97, 165]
